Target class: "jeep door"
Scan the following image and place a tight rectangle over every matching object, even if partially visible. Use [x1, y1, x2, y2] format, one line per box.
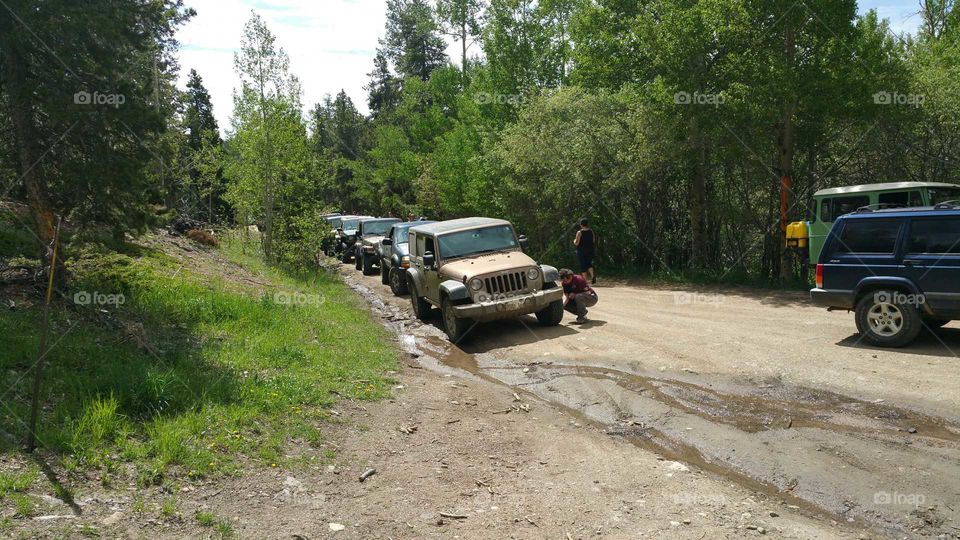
[382, 226, 396, 264]
[903, 217, 960, 317]
[421, 235, 440, 301]
[822, 219, 906, 293]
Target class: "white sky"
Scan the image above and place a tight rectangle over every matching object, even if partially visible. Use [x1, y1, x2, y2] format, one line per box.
[175, 0, 922, 133]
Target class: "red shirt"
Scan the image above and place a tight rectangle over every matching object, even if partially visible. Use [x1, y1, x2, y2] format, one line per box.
[562, 275, 595, 296]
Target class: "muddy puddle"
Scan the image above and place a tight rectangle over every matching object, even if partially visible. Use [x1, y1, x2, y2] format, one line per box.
[344, 273, 960, 539]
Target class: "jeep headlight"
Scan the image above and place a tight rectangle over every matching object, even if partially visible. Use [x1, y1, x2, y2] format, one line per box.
[526, 267, 540, 281]
[400, 255, 411, 268]
[469, 278, 484, 291]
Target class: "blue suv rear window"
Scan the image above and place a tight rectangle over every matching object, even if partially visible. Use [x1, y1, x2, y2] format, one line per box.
[834, 220, 902, 254]
[909, 219, 960, 254]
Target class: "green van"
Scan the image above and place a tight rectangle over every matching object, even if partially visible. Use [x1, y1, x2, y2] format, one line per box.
[787, 182, 960, 264]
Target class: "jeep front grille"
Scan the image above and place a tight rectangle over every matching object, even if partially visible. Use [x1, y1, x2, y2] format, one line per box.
[484, 271, 529, 295]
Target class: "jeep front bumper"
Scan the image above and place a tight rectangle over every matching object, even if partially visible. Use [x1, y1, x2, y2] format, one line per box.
[452, 288, 564, 322]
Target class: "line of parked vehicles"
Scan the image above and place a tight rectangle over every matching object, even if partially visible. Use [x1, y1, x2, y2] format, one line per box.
[322, 214, 565, 342]
[323, 181, 960, 348]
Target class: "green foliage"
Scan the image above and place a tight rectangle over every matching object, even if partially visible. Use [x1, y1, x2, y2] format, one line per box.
[382, 0, 449, 81]
[0, 234, 396, 480]
[0, 0, 194, 248]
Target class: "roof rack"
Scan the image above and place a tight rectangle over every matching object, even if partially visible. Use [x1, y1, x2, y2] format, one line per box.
[854, 203, 907, 213]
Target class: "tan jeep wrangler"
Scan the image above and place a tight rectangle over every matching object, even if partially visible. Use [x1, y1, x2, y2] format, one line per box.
[405, 218, 565, 341]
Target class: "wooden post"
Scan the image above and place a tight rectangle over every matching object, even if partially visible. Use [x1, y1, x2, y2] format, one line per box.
[26, 216, 62, 453]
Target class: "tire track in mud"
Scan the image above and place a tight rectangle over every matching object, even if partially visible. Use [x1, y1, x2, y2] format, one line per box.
[342, 270, 960, 539]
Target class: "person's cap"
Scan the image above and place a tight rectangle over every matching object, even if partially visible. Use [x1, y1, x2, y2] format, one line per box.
[559, 268, 574, 279]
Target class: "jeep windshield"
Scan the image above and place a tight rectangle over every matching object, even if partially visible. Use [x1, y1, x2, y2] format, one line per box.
[437, 225, 519, 260]
[340, 218, 360, 230]
[930, 187, 960, 205]
[363, 220, 398, 237]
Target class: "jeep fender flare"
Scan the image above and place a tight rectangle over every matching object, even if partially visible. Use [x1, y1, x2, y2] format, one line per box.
[854, 277, 930, 314]
[540, 264, 560, 284]
[440, 280, 471, 302]
[406, 267, 424, 297]
[391, 253, 402, 268]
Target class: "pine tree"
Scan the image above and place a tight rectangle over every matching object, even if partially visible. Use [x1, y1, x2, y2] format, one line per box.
[381, 0, 449, 81]
[365, 51, 402, 117]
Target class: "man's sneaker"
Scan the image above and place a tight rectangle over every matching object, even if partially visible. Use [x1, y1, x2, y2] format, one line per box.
[575, 316, 589, 324]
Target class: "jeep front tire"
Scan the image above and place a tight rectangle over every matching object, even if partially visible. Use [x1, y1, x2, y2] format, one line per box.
[390, 267, 408, 296]
[362, 254, 376, 275]
[410, 279, 433, 320]
[380, 260, 390, 284]
[535, 299, 564, 326]
[855, 290, 923, 348]
[441, 296, 472, 342]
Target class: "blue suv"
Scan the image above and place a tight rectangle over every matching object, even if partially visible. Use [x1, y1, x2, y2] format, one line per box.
[811, 204, 960, 347]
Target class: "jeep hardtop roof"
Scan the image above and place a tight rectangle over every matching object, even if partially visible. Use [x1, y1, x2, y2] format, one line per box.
[361, 217, 400, 226]
[391, 220, 435, 231]
[409, 217, 512, 236]
[815, 182, 959, 197]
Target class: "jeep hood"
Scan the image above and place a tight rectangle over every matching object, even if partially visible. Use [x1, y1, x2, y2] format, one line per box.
[440, 251, 536, 280]
[362, 235, 386, 245]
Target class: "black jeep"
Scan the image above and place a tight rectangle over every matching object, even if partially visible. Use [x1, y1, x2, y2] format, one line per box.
[810, 204, 960, 347]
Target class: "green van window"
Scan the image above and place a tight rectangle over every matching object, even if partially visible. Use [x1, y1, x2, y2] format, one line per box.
[821, 195, 870, 222]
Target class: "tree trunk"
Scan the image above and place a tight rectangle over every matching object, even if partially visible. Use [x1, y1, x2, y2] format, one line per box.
[689, 116, 708, 268]
[461, 20, 468, 80]
[777, 22, 798, 282]
[1, 31, 59, 265]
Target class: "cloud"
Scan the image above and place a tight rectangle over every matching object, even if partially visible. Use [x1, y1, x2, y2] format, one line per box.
[176, 0, 390, 131]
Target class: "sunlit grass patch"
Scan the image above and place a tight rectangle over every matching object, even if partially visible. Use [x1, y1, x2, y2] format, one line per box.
[0, 231, 397, 482]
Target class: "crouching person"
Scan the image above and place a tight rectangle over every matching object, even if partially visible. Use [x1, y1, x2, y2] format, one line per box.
[559, 268, 598, 324]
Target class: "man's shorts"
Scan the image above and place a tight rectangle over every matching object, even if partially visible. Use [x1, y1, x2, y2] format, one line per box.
[577, 254, 594, 273]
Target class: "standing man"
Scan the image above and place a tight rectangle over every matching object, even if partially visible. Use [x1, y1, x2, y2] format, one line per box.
[560, 269, 598, 324]
[407, 212, 417, 222]
[573, 218, 598, 284]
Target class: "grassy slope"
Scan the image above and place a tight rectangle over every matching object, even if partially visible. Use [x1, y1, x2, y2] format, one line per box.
[0, 229, 396, 515]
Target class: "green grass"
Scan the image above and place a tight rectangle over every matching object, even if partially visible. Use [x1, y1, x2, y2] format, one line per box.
[0, 229, 397, 483]
[196, 510, 217, 526]
[160, 496, 177, 517]
[0, 469, 37, 496]
[10, 493, 33, 517]
[215, 520, 234, 538]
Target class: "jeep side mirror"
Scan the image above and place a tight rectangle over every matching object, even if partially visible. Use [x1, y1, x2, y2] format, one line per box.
[423, 251, 436, 269]
[382, 238, 393, 246]
[518, 235, 529, 250]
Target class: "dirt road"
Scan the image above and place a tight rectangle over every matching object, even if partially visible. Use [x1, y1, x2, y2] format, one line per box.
[344, 268, 960, 539]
